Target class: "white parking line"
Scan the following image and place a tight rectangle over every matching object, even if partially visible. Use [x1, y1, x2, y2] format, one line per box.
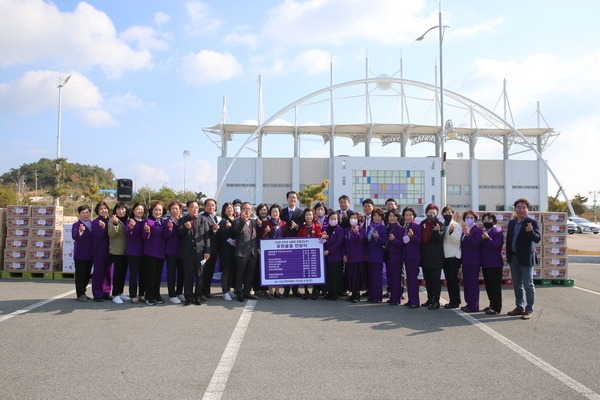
[0, 288, 77, 323]
[574, 286, 600, 296]
[202, 299, 257, 400]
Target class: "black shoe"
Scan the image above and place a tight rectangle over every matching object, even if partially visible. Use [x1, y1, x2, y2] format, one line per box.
[422, 300, 432, 307]
[85, 295, 92, 300]
[245, 294, 258, 300]
[93, 298, 103, 302]
[283, 290, 290, 298]
[428, 302, 440, 310]
[102, 295, 113, 300]
[330, 295, 338, 301]
[361, 291, 369, 298]
[461, 306, 475, 313]
[312, 292, 318, 300]
[346, 295, 354, 302]
[302, 292, 309, 300]
[156, 297, 164, 304]
[293, 291, 302, 298]
[408, 304, 418, 309]
[339, 291, 349, 297]
[194, 300, 202, 306]
[383, 292, 390, 298]
[444, 303, 459, 309]
[184, 301, 192, 306]
[237, 295, 245, 302]
[389, 302, 399, 306]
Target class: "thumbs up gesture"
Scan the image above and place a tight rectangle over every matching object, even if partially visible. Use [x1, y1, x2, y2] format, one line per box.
[389, 233, 395, 241]
[168, 219, 173, 229]
[98, 220, 105, 229]
[256, 218, 262, 227]
[144, 223, 150, 233]
[111, 215, 119, 225]
[264, 225, 271, 235]
[407, 228, 414, 237]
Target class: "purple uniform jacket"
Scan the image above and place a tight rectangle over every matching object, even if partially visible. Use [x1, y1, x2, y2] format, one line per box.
[91, 217, 110, 259]
[164, 217, 180, 257]
[480, 226, 505, 268]
[385, 223, 405, 264]
[365, 222, 387, 263]
[125, 218, 145, 257]
[403, 221, 422, 261]
[72, 220, 93, 260]
[142, 218, 171, 259]
[461, 224, 483, 266]
[343, 226, 365, 263]
[324, 225, 344, 262]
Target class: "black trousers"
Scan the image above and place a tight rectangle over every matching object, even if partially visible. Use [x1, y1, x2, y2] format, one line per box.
[443, 257, 462, 306]
[182, 252, 204, 302]
[128, 255, 146, 299]
[74, 259, 93, 297]
[423, 267, 442, 302]
[283, 285, 300, 294]
[236, 255, 256, 296]
[166, 255, 184, 298]
[111, 255, 128, 296]
[145, 256, 164, 302]
[326, 260, 344, 295]
[482, 267, 503, 313]
[201, 254, 218, 296]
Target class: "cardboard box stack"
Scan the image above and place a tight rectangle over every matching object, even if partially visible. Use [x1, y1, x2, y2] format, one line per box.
[4, 205, 32, 272]
[540, 212, 568, 280]
[62, 216, 78, 273]
[0, 208, 6, 270]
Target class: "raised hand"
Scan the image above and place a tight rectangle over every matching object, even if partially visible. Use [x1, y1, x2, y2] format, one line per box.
[389, 233, 395, 241]
[184, 220, 192, 230]
[463, 225, 470, 235]
[144, 223, 150, 233]
[129, 219, 136, 229]
[111, 215, 119, 225]
[168, 219, 173, 229]
[98, 220, 105, 229]
[407, 228, 413, 237]
[526, 222, 533, 232]
[264, 225, 271, 235]
[78, 224, 85, 233]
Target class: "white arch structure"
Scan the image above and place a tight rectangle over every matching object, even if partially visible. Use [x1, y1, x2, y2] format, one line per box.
[211, 77, 573, 215]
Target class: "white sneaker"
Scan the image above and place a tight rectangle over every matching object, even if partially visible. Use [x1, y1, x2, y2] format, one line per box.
[169, 296, 181, 304]
[112, 296, 123, 304]
[228, 291, 237, 299]
[119, 294, 131, 301]
[223, 292, 232, 301]
[177, 294, 186, 302]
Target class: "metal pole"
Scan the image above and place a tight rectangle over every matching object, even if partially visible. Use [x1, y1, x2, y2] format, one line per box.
[438, 4, 446, 207]
[55, 75, 70, 206]
[183, 150, 190, 194]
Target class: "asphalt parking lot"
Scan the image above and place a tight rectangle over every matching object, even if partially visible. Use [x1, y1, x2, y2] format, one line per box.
[1, 260, 599, 400]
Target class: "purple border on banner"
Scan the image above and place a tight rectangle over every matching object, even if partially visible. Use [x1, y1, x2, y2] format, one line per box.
[259, 237, 326, 286]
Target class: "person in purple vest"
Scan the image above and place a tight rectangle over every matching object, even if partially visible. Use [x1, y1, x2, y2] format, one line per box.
[91, 202, 112, 302]
[314, 202, 329, 232]
[365, 208, 387, 303]
[260, 203, 288, 299]
[126, 203, 147, 303]
[321, 211, 344, 300]
[143, 201, 171, 306]
[343, 211, 365, 303]
[460, 210, 483, 312]
[384, 208, 405, 305]
[402, 207, 422, 308]
[72, 205, 93, 302]
[165, 200, 185, 304]
[480, 212, 505, 315]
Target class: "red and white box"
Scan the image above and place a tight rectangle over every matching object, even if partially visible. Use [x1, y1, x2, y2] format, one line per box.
[32, 228, 62, 239]
[542, 235, 567, 246]
[542, 268, 568, 279]
[5, 238, 30, 249]
[27, 260, 60, 272]
[543, 224, 567, 235]
[7, 228, 31, 238]
[62, 258, 75, 273]
[31, 239, 62, 249]
[542, 246, 568, 257]
[542, 257, 568, 269]
[541, 212, 567, 224]
[28, 249, 62, 261]
[7, 217, 31, 228]
[6, 205, 31, 217]
[4, 249, 28, 260]
[31, 217, 64, 229]
[31, 206, 64, 217]
[4, 260, 27, 271]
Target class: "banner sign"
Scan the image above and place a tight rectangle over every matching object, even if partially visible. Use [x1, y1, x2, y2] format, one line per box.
[260, 238, 326, 286]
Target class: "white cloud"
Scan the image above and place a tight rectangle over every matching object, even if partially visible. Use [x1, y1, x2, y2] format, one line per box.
[0, 70, 118, 127]
[188, 160, 217, 189]
[224, 32, 259, 48]
[180, 50, 243, 85]
[129, 164, 170, 189]
[104, 93, 144, 114]
[0, 0, 156, 79]
[185, 0, 223, 35]
[451, 17, 503, 40]
[154, 11, 171, 27]
[119, 25, 171, 51]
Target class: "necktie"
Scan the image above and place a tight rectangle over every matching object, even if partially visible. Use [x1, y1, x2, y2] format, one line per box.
[214, 215, 218, 223]
[248, 221, 253, 234]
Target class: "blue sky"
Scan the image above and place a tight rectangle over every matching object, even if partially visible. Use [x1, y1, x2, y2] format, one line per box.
[1, 0, 599, 204]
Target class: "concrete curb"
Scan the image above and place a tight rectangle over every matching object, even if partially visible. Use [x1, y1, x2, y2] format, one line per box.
[569, 256, 600, 264]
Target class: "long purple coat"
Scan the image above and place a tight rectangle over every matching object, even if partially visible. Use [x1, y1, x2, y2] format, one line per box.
[403, 221, 422, 261]
[323, 224, 344, 262]
[142, 217, 171, 259]
[480, 226, 504, 268]
[164, 217, 180, 257]
[461, 224, 483, 266]
[72, 220, 93, 261]
[125, 218, 145, 257]
[365, 222, 387, 263]
[91, 217, 110, 259]
[343, 226, 364, 263]
[385, 223, 405, 264]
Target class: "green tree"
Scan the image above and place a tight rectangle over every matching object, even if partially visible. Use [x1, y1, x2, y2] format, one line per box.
[574, 193, 589, 204]
[131, 185, 156, 209]
[82, 177, 104, 203]
[153, 185, 177, 205]
[298, 180, 329, 207]
[0, 183, 17, 207]
[571, 200, 587, 216]
[547, 196, 568, 212]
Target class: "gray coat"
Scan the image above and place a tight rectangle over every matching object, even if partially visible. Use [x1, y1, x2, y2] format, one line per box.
[233, 218, 258, 258]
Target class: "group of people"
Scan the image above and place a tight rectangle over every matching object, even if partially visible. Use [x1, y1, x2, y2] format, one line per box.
[72, 193, 541, 319]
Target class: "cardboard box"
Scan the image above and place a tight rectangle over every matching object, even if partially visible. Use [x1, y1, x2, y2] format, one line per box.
[31, 206, 64, 217]
[27, 260, 60, 272]
[494, 212, 514, 223]
[542, 268, 568, 279]
[7, 228, 31, 238]
[62, 258, 75, 273]
[4, 260, 27, 271]
[533, 267, 542, 279]
[4, 249, 28, 260]
[6, 216, 31, 228]
[541, 212, 568, 224]
[6, 205, 31, 216]
[28, 249, 61, 261]
[31, 228, 62, 239]
[62, 246, 74, 259]
[31, 217, 64, 229]
[542, 246, 568, 257]
[31, 239, 62, 249]
[542, 235, 567, 246]
[543, 224, 567, 235]
[528, 212, 541, 222]
[5, 238, 31, 249]
[542, 257, 568, 269]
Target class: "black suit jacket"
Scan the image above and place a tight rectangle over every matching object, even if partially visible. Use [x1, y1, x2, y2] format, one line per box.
[177, 214, 211, 259]
[337, 208, 353, 229]
[281, 207, 303, 237]
[506, 216, 541, 267]
[200, 212, 220, 255]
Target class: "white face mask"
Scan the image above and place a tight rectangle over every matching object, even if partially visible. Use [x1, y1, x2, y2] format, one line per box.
[329, 220, 338, 227]
[349, 218, 358, 226]
[234, 206, 240, 213]
[316, 209, 325, 217]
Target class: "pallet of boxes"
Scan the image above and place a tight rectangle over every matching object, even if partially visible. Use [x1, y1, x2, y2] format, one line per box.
[540, 212, 573, 286]
[0, 208, 6, 274]
[2, 205, 63, 279]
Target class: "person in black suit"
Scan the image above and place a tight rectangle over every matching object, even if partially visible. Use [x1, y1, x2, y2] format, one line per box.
[199, 198, 221, 300]
[281, 191, 303, 297]
[178, 200, 211, 306]
[506, 198, 541, 320]
[233, 202, 259, 302]
[337, 194, 353, 229]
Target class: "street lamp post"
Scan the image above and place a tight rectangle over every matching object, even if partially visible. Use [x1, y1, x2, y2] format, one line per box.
[55, 75, 71, 206]
[183, 150, 190, 194]
[416, 3, 449, 207]
[590, 190, 599, 223]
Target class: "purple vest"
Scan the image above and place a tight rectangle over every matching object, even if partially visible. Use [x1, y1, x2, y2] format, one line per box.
[324, 225, 344, 262]
[91, 217, 110, 259]
[403, 221, 422, 261]
[480, 226, 505, 268]
[461, 224, 482, 266]
[72, 220, 93, 261]
[125, 218, 145, 257]
[343, 226, 365, 263]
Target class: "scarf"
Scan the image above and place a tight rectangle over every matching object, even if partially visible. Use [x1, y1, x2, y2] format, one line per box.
[422, 220, 436, 244]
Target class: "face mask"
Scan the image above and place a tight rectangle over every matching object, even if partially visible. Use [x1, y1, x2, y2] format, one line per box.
[465, 218, 475, 226]
[234, 206, 240, 213]
[349, 219, 358, 226]
[329, 220, 338, 227]
[443, 215, 452, 223]
[483, 222, 494, 230]
[426, 214, 437, 222]
[316, 209, 325, 217]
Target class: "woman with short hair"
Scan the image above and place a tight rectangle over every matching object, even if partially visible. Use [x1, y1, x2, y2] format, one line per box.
[108, 202, 130, 304]
[480, 212, 505, 314]
[402, 207, 422, 308]
[91, 202, 112, 302]
[460, 209, 483, 313]
[419, 203, 444, 310]
[365, 207, 387, 303]
[441, 205, 462, 309]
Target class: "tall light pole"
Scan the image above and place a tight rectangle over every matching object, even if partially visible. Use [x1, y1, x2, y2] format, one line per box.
[183, 150, 190, 194]
[56, 75, 71, 206]
[416, 2, 449, 206]
[590, 190, 599, 223]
